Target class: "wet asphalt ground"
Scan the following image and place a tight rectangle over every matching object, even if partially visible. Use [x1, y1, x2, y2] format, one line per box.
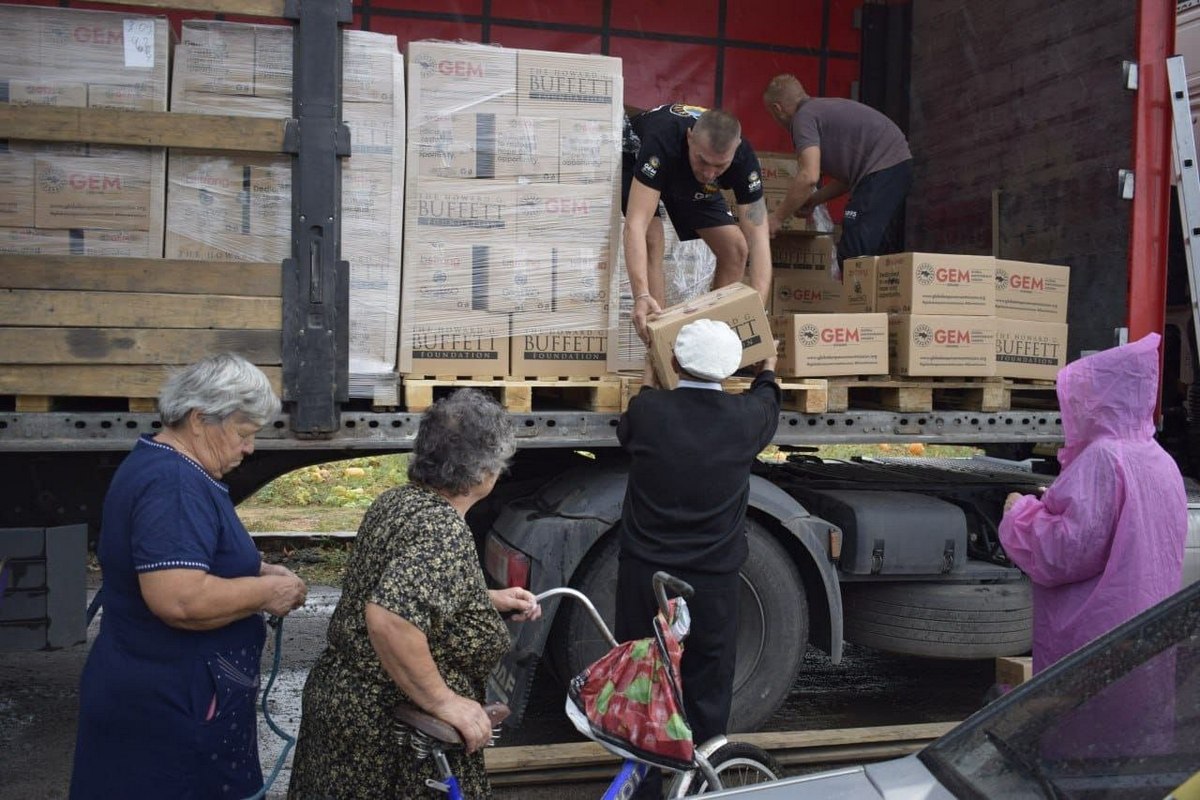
[0, 586, 995, 799]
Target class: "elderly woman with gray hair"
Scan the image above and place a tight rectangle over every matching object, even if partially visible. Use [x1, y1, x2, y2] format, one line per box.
[70, 353, 308, 800]
[288, 388, 540, 800]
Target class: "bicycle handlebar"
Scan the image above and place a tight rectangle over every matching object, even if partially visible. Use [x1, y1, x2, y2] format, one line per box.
[533, 587, 619, 649]
[533, 572, 693, 649]
[653, 571, 693, 620]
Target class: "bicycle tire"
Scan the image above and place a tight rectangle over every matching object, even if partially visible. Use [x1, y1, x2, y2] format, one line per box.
[667, 741, 783, 797]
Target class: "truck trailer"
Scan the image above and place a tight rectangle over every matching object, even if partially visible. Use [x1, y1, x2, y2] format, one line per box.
[1, 0, 1198, 733]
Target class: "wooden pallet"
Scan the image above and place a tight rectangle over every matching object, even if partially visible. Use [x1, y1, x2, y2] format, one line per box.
[726, 376, 830, 413]
[825, 375, 1008, 412]
[618, 373, 829, 413]
[402, 376, 621, 414]
[1005, 379, 1059, 410]
[1, 394, 160, 413]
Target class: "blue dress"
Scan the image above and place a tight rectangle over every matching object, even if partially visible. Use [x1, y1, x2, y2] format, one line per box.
[70, 435, 267, 799]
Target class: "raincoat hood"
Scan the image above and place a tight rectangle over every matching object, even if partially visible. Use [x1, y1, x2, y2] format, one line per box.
[1056, 332, 1160, 468]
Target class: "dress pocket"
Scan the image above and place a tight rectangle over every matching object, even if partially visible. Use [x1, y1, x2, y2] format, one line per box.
[194, 650, 263, 794]
[199, 651, 260, 725]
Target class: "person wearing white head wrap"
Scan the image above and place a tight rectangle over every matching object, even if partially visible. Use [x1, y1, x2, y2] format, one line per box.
[613, 323, 780, 799]
[672, 319, 744, 382]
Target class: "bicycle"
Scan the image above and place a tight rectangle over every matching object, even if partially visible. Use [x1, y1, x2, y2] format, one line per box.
[394, 571, 782, 798]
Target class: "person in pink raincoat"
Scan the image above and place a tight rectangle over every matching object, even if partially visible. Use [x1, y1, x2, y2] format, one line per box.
[1000, 332, 1188, 675]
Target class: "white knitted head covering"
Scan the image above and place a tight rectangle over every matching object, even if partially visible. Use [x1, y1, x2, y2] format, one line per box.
[673, 319, 742, 381]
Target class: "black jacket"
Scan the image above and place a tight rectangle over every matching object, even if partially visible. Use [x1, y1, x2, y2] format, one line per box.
[617, 372, 781, 573]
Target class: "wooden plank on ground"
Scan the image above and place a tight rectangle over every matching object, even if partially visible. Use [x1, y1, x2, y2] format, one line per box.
[0, 365, 282, 398]
[485, 722, 958, 774]
[0, 328, 281, 365]
[1, 256, 281, 297]
[0, 290, 281, 330]
[0, 106, 287, 153]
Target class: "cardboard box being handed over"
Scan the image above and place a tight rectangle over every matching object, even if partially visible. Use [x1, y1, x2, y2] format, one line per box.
[644, 283, 775, 389]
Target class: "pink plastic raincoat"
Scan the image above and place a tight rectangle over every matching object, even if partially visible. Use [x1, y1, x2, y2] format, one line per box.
[999, 332, 1187, 674]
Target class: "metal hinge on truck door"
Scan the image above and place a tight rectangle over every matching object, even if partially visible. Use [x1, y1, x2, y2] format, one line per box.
[871, 540, 885, 574]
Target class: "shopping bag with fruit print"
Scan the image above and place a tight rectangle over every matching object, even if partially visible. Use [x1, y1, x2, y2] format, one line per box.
[565, 597, 694, 769]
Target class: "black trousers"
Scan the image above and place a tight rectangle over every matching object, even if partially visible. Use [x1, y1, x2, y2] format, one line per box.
[614, 554, 740, 747]
[837, 158, 913, 266]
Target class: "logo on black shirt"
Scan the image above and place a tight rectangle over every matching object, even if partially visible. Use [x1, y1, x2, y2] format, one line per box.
[669, 103, 708, 119]
[641, 155, 661, 179]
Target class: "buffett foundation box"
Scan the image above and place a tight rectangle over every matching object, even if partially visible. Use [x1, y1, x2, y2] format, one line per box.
[509, 312, 609, 378]
[773, 313, 888, 377]
[771, 233, 836, 271]
[480, 245, 554, 314]
[407, 179, 518, 241]
[842, 256, 877, 312]
[516, 49, 622, 122]
[514, 182, 614, 245]
[645, 283, 774, 389]
[771, 268, 846, 314]
[559, 118, 617, 184]
[34, 148, 164, 240]
[553, 243, 611, 313]
[0, 146, 34, 228]
[407, 40, 517, 124]
[0, 226, 69, 255]
[994, 260, 1070, 323]
[399, 310, 510, 376]
[493, 114, 559, 182]
[403, 240, 480, 313]
[889, 314, 997, 377]
[165, 151, 290, 262]
[876, 252, 995, 315]
[995, 318, 1069, 380]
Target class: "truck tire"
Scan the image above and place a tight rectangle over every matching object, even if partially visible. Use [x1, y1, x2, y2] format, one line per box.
[549, 519, 807, 733]
[841, 580, 1032, 659]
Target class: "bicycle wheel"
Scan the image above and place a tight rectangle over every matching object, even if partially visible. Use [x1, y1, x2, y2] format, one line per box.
[667, 741, 783, 796]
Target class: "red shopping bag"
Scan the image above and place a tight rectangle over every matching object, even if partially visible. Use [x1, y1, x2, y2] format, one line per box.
[566, 598, 694, 769]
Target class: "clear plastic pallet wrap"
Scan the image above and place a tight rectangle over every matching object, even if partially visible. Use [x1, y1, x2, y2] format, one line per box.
[401, 40, 624, 378]
[168, 20, 406, 396]
[0, 4, 171, 258]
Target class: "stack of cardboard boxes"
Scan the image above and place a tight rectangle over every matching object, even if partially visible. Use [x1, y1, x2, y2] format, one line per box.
[0, 4, 170, 258]
[875, 253, 998, 377]
[871, 253, 1069, 380]
[400, 41, 623, 379]
[765, 165, 887, 377]
[168, 21, 406, 396]
[993, 259, 1071, 380]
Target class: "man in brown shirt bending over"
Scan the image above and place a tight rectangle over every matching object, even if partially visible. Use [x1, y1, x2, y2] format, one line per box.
[763, 73, 912, 266]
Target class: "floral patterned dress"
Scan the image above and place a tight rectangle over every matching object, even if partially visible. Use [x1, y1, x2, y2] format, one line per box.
[288, 484, 510, 799]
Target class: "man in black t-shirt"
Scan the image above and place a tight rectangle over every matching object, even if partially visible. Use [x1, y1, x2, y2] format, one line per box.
[622, 104, 771, 342]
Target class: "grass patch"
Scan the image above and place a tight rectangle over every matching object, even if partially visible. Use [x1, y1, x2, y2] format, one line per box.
[238, 454, 409, 533]
[760, 442, 981, 463]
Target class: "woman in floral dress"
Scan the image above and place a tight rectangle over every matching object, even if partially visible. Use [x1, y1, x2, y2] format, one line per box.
[288, 389, 541, 799]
